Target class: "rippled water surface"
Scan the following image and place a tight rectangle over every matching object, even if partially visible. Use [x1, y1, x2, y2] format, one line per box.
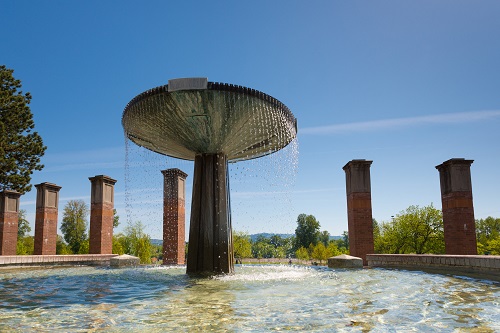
[0, 265, 498, 332]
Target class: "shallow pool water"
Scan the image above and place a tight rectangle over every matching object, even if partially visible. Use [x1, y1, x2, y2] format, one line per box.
[0, 265, 498, 332]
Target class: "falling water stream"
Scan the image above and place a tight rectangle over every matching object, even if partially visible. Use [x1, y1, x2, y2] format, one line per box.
[0, 265, 498, 332]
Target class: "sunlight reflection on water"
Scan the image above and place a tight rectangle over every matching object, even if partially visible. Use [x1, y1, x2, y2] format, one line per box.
[0, 265, 498, 332]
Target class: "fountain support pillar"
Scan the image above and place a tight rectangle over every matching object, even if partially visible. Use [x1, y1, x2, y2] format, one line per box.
[0, 190, 21, 255]
[343, 160, 374, 266]
[436, 158, 477, 255]
[161, 168, 188, 265]
[187, 153, 234, 275]
[89, 175, 117, 254]
[34, 183, 61, 255]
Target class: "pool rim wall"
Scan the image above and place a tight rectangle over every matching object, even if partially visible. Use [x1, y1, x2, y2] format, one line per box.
[367, 253, 500, 282]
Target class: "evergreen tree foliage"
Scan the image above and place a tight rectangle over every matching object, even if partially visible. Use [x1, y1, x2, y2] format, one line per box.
[60, 200, 89, 254]
[0, 65, 46, 193]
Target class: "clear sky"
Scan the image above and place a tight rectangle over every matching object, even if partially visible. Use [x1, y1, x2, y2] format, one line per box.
[3, 1, 500, 240]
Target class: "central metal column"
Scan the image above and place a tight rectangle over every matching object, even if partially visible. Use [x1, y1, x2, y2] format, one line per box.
[187, 153, 234, 275]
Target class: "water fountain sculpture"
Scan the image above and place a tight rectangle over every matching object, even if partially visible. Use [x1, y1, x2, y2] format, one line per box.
[122, 78, 297, 275]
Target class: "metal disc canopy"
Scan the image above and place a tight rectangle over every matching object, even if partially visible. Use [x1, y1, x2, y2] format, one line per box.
[122, 78, 297, 275]
[122, 78, 297, 162]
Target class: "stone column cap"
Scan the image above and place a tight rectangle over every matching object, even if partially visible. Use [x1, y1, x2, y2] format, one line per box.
[34, 182, 62, 191]
[89, 175, 117, 184]
[342, 159, 373, 171]
[161, 168, 188, 179]
[435, 158, 474, 170]
[0, 189, 22, 197]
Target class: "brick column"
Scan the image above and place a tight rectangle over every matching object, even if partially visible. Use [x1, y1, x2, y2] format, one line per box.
[34, 183, 61, 255]
[436, 158, 477, 255]
[162, 168, 188, 265]
[89, 175, 117, 254]
[343, 159, 374, 265]
[0, 190, 21, 255]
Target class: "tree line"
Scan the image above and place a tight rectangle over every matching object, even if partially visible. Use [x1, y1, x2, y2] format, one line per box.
[233, 206, 500, 263]
[16, 201, 500, 266]
[233, 213, 349, 264]
[16, 199, 159, 264]
[374, 204, 500, 255]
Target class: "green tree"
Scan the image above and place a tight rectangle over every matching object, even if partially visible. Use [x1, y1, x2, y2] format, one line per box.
[327, 241, 343, 257]
[113, 209, 120, 228]
[233, 231, 252, 259]
[333, 231, 349, 253]
[295, 246, 309, 260]
[0, 65, 46, 194]
[17, 209, 31, 237]
[16, 236, 34, 255]
[310, 242, 329, 264]
[120, 221, 153, 264]
[375, 204, 444, 254]
[56, 235, 73, 254]
[294, 214, 321, 250]
[319, 230, 330, 246]
[252, 236, 275, 258]
[60, 200, 89, 254]
[476, 216, 500, 254]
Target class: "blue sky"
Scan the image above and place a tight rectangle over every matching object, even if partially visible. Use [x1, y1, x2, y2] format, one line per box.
[3, 1, 500, 239]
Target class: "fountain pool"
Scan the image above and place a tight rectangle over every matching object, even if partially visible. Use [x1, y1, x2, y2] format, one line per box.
[0, 265, 498, 331]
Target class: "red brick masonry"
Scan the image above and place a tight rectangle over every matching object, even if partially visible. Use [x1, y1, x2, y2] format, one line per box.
[441, 191, 477, 254]
[436, 159, 477, 255]
[0, 211, 18, 255]
[162, 169, 187, 265]
[34, 183, 61, 255]
[346, 192, 374, 264]
[343, 160, 374, 266]
[0, 190, 21, 255]
[34, 207, 59, 255]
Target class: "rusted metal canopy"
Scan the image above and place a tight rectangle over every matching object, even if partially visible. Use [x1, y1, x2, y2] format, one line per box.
[122, 78, 297, 162]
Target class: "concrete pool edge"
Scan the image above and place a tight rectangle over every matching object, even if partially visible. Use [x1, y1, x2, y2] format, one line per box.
[0, 254, 118, 268]
[367, 254, 500, 282]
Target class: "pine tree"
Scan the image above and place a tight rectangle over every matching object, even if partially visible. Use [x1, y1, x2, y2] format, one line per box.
[0, 65, 46, 193]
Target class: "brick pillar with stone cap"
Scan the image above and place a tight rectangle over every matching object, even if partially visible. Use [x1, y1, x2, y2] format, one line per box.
[343, 159, 374, 266]
[0, 190, 21, 255]
[162, 168, 188, 265]
[89, 175, 117, 254]
[34, 182, 61, 255]
[436, 158, 477, 255]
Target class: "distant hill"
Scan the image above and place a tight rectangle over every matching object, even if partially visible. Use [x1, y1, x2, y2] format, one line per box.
[151, 233, 341, 246]
[249, 233, 294, 242]
[151, 239, 163, 246]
